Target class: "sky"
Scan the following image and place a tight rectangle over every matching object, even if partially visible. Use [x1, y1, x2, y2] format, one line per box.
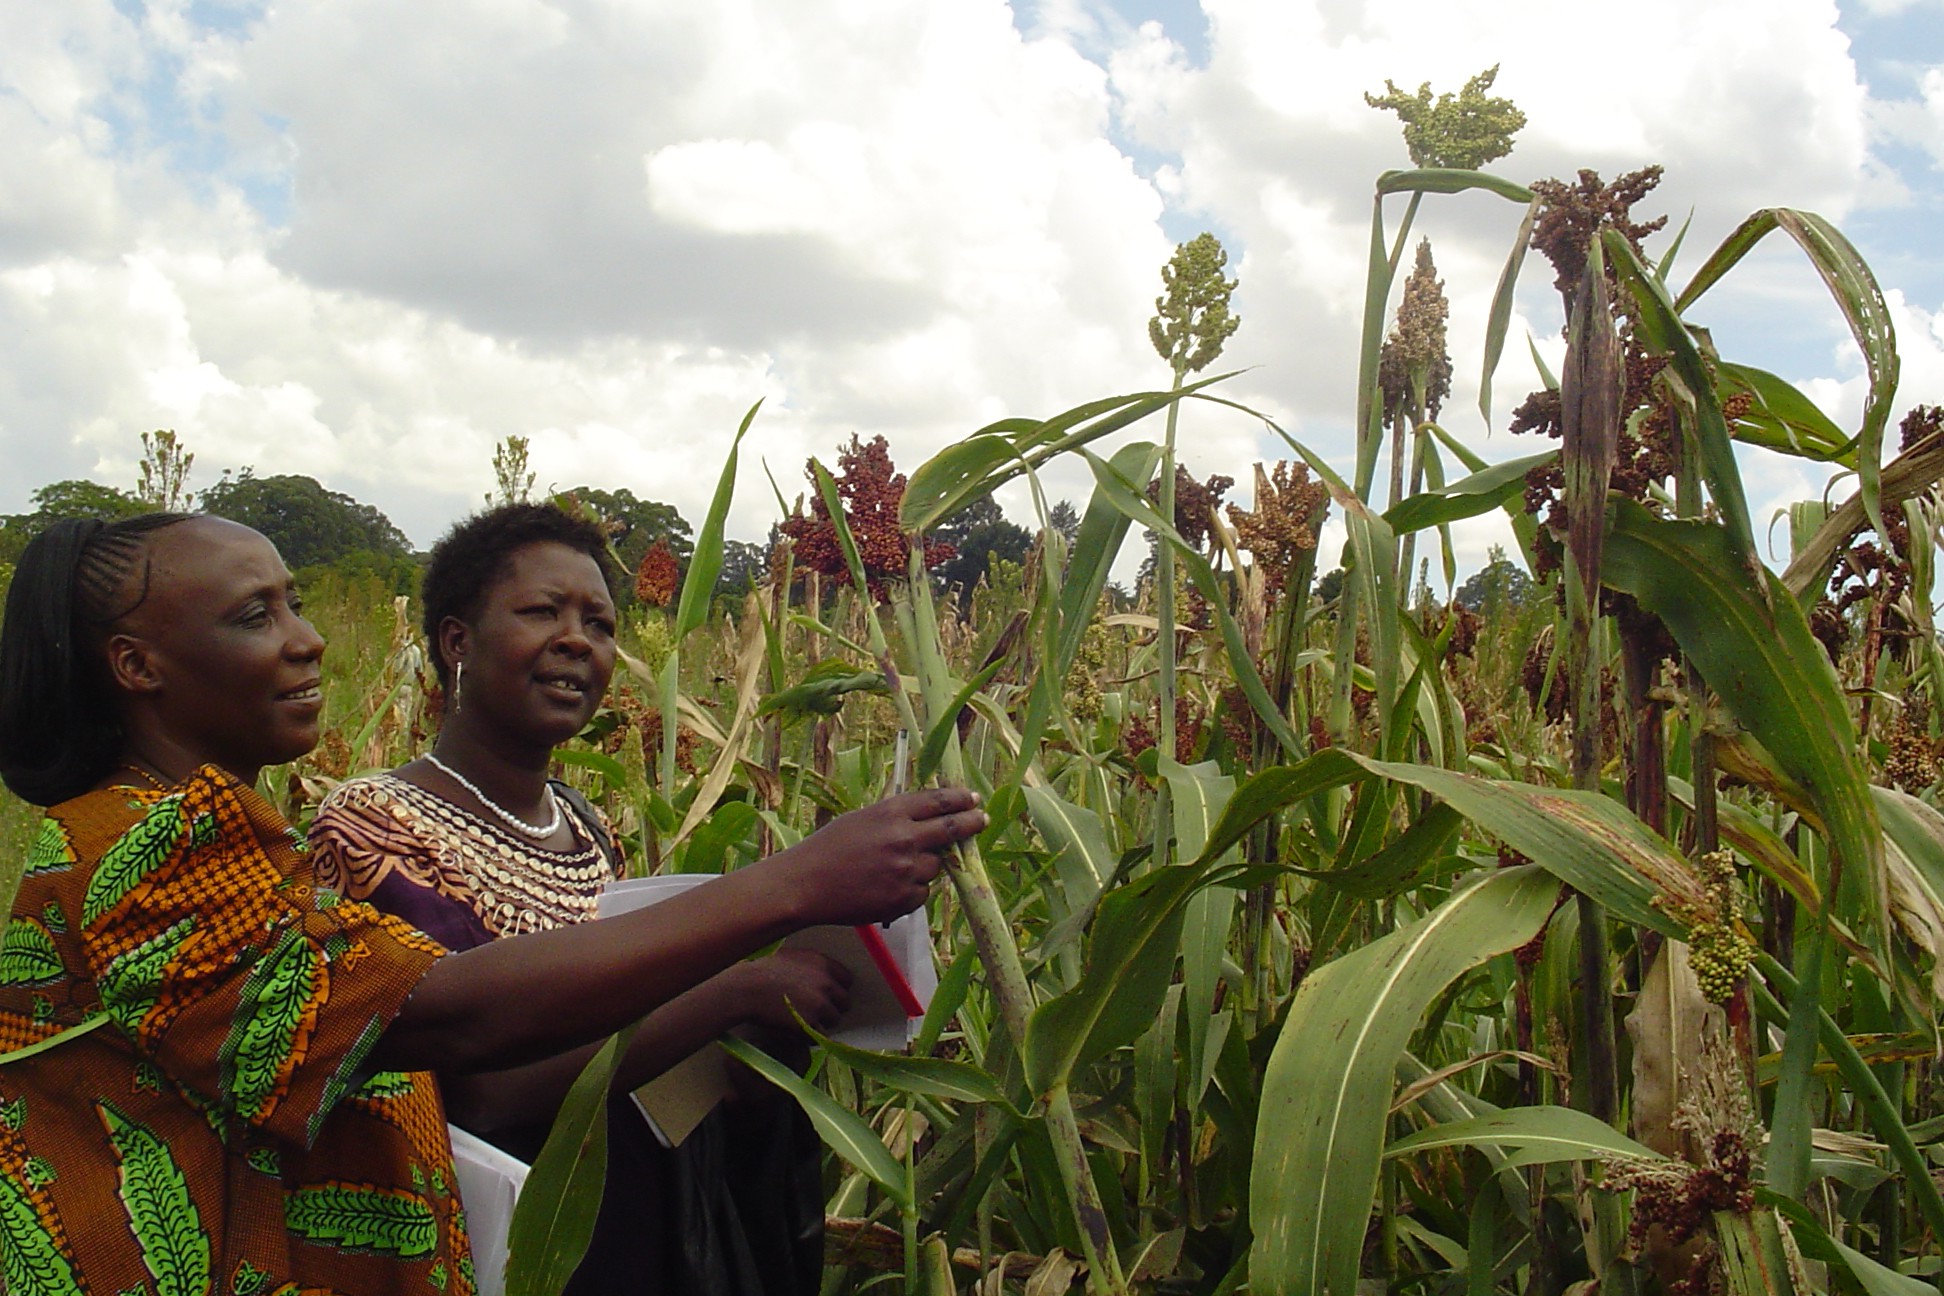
[2, 0, 1942, 582]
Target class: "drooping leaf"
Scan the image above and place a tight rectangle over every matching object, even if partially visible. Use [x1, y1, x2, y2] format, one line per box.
[720, 1036, 913, 1210]
[811, 1033, 1011, 1108]
[1161, 756, 1238, 1110]
[1718, 362, 1850, 462]
[1023, 860, 1223, 1095]
[900, 381, 1231, 531]
[1480, 197, 1540, 425]
[1677, 209, 1899, 533]
[504, 1025, 634, 1296]
[1383, 452, 1557, 535]
[1427, 423, 1540, 567]
[1325, 802, 1465, 901]
[757, 660, 888, 719]
[1251, 867, 1557, 1296]
[1198, 751, 1704, 937]
[1602, 500, 1876, 905]
[552, 747, 628, 792]
[1386, 1106, 1658, 1165]
[1021, 787, 1116, 921]
[1375, 168, 1536, 203]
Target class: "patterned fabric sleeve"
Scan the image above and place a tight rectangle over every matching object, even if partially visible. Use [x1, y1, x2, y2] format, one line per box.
[311, 786, 495, 953]
[73, 766, 446, 1150]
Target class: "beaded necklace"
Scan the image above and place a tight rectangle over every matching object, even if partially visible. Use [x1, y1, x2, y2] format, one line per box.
[423, 752, 564, 840]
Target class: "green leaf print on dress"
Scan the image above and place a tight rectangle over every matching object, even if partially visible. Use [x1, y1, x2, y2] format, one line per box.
[84, 796, 188, 926]
[23, 820, 75, 878]
[0, 1162, 86, 1296]
[99, 917, 196, 1034]
[98, 1100, 212, 1296]
[0, 919, 63, 988]
[284, 1182, 439, 1258]
[218, 928, 322, 1123]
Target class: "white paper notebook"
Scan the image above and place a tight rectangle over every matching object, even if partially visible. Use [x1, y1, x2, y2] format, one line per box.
[596, 873, 937, 1142]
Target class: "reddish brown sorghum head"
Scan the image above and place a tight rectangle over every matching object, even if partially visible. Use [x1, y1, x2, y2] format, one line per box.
[777, 434, 954, 598]
[1226, 462, 1330, 594]
[1528, 166, 1668, 313]
[635, 538, 679, 607]
[1148, 465, 1234, 552]
[1900, 402, 1942, 453]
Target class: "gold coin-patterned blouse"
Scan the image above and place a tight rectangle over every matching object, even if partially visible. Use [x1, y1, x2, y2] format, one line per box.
[0, 765, 470, 1296]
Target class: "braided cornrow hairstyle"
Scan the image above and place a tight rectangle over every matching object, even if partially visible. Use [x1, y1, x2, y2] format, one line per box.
[0, 513, 195, 805]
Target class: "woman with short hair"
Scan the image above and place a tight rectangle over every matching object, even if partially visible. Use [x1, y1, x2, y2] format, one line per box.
[309, 502, 841, 1295]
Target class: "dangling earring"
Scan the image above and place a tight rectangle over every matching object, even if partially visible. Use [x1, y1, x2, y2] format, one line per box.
[452, 661, 464, 714]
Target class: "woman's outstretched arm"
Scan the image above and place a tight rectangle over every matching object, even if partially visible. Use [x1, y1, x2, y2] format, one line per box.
[368, 787, 981, 1074]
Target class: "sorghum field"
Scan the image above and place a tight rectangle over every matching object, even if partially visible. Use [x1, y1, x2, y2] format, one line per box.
[5, 149, 1944, 1296]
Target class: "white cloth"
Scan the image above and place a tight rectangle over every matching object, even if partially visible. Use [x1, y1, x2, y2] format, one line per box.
[447, 1123, 530, 1296]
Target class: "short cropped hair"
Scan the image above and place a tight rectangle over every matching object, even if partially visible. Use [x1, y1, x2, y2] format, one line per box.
[419, 503, 615, 687]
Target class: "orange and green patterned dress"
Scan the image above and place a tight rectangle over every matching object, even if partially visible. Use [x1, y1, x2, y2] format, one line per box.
[0, 765, 472, 1296]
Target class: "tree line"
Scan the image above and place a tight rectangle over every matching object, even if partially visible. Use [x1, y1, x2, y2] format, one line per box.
[0, 430, 1044, 606]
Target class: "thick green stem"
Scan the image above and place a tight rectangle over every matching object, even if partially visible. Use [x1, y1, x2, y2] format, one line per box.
[1156, 368, 1184, 774]
[898, 543, 1128, 1296]
[658, 648, 680, 803]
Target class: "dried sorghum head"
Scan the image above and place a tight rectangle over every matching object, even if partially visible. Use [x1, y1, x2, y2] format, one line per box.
[1378, 239, 1453, 423]
[1226, 462, 1330, 594]
[1900, 403, 1943, 453]
[1149, 465, 1234, 551]
[1528, 166, 1668, 314]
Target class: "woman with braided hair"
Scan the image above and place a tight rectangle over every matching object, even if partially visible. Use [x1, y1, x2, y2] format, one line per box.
[0, 513, 985, 1296]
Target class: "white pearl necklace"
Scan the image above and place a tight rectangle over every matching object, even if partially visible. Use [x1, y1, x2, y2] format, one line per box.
[424, 752, 565, 840]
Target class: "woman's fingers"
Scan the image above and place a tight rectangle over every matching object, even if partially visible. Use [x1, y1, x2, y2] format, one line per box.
[912, 807, 988, 851]
[894, 787, 981, 821]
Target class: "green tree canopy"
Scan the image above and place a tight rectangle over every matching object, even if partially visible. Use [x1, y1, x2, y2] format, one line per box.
[198, 472, 411, 569]
[0, 480, 149, 566]
[931, 495, 1034, 601]
[1454, 545, 1535, 613]
[715, 539, 768, 599]
[554, 487, 694, 586]
[1047, 500, 1081, 544]
[28, 479, 146, 523]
